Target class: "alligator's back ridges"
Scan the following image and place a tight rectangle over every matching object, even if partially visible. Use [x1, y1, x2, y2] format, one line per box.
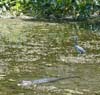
[33, 76, 79, 84]
[17, 76, 79, 87]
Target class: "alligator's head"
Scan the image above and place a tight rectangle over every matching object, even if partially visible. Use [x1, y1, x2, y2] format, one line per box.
[17, 80, 32, 87]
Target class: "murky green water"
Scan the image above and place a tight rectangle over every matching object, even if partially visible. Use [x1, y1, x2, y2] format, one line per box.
[0, 19, 100, 95]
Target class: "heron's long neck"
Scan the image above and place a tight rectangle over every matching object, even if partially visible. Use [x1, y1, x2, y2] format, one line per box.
[75, 39, 78, 45]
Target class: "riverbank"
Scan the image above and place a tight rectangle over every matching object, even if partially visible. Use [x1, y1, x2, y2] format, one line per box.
[0, 12, 100, 22]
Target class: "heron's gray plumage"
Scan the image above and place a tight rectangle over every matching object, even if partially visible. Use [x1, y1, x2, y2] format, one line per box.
[73, 36, 85, 54]
[75, 45, 85, 54]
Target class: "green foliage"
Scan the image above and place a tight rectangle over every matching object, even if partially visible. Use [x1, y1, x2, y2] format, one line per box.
[0, 0, 99, 19]
[30, 0, 100, 19]
[0, 0, 33, 15]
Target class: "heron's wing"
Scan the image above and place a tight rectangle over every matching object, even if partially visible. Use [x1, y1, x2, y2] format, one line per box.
[75, 45, 85, 53]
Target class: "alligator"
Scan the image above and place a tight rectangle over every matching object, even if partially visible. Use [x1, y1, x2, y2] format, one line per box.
[17, 76, 79, 87]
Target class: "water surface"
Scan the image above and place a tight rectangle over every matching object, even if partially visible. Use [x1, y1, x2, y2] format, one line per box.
[0, 19, 100, 95]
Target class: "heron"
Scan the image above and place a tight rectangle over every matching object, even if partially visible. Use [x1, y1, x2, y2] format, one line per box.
[74, 36, 85, 54]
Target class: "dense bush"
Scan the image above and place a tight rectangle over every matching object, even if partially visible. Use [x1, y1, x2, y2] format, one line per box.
[0, 0, 100, 19]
